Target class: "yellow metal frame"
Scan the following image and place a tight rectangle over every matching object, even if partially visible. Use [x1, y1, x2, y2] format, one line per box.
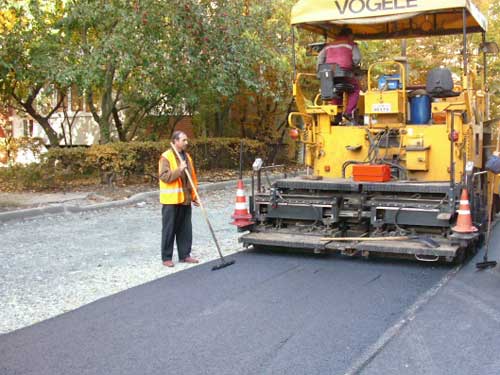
[288, 0, 492, 187]
[290, 57, 487, 182]
[291, 0, 486, 39]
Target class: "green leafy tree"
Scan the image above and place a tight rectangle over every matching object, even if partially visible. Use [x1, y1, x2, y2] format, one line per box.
[60, 0, 168, 143]
[60, 0, 226, 143]
[0, 1, 68, 146]
[236, 0, 295, 141]
[192, 0, 296, 140]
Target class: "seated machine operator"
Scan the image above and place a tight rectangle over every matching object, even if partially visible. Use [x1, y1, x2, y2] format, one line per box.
[317, 27, 361, 123]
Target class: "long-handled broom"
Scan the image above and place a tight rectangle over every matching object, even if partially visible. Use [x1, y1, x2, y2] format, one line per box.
[476, 182, 497, 270]
[476, 123, 500, 270]
[170, 143, 235, 271]
[476, 180, 497, 269]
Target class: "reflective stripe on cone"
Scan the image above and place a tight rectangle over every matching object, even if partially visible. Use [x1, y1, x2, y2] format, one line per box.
[452, 188, 478, 233]
[231, 179, 253, 227]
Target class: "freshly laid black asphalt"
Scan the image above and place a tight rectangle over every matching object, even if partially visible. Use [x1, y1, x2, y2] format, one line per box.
[0, 251, 449, 375]
[360, 228, 500, 375]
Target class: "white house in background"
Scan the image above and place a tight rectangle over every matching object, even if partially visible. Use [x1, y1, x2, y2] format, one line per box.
[8, 87, 104, 146]
[0, 87, 109, 165]
[9, 111, 100, 145]
[2, 87, 193, 165]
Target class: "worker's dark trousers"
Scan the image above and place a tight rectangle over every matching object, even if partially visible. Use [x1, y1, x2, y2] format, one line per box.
[161, 204, 192, 261]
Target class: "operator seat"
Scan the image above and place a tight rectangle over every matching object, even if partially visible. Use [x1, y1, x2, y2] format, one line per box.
[318, 63, 354, 101]
[426, 67, 460, 98]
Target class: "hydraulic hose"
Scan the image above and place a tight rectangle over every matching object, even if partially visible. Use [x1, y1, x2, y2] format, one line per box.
[342, 160, 367, 178]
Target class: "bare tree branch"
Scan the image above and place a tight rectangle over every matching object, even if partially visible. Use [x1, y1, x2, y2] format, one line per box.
[86, 90, 101, 124]
[45, 90, 66, 119]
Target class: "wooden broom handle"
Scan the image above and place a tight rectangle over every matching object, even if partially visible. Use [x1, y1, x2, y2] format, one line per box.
[170, 143, 202, 207]
[169, 143, 226, 259]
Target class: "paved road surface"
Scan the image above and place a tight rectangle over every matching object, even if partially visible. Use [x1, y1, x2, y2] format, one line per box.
[1, 185, 499, 374]
[1, 251, 450, 374]
[360, 226, 500, 375]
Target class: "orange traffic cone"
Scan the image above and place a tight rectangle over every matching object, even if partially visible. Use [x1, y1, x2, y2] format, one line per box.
[231, 179, 253, 228]
[452, 188, 478, 233]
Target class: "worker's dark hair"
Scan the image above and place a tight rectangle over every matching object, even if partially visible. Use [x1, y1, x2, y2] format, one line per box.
[171, 130, 186, 142]
[338, 27, 353, 37]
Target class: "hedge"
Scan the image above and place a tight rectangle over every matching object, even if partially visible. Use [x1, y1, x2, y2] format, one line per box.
[0, 138, 286, 191]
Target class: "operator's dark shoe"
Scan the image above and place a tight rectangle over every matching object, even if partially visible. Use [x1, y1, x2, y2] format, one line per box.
[343, 113, 354, 124]
[331, 113, 343, 125]
[180, 256, 199, 264]
[163, 260, 174, 267]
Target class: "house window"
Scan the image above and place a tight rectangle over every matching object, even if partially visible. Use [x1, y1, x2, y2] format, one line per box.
[23, 119, 34, 137]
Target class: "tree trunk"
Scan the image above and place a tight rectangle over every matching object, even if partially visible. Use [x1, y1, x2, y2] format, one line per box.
[215, 111, 223, 137]
[112, 107, 126, 142]
[62, 106, 79, 146]
[239, 100, 248, 138]
[14, 86, 64, 146]
[99, 66, 116, 143]
[123, 106, 150, 141]
[98, 118, 111, 144]
[215, 101, 232, 137]
[85, 64, 116, 144]
[268, 98, 294, 164]
[23, 106, 60, 146]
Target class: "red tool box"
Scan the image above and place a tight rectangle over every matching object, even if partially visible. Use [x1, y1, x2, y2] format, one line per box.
[352, 164, 391, 182]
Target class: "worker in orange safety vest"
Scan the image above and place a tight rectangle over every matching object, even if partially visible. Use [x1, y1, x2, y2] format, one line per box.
[158, 131, 200, 267]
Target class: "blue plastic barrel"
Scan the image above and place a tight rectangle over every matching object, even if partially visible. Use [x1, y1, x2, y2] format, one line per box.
[410, 95, 431, 124]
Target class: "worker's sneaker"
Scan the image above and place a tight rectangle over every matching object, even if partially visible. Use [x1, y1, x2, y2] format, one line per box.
[163, 260, 174, 267]
[180, 256, 199, 264]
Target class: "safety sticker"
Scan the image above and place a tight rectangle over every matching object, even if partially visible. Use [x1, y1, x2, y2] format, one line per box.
[372, 103, 392, 112]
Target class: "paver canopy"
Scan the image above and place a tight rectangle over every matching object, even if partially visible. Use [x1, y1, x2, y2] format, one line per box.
[291, 0, 487, 39]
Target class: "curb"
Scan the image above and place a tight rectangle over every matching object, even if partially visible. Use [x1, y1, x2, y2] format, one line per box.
[0, 176, 269, 224]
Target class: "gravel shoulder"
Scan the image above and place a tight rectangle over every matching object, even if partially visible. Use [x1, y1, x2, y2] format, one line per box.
[0, 187, 242, 334]
[0, 168, 289, 212]
[0, 184, 160, 212]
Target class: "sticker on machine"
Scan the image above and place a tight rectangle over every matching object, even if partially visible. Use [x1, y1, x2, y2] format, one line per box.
[372, 103, 392, 112]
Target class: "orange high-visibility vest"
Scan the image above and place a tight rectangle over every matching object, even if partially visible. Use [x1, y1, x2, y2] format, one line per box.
[159, 149, 198, 204]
